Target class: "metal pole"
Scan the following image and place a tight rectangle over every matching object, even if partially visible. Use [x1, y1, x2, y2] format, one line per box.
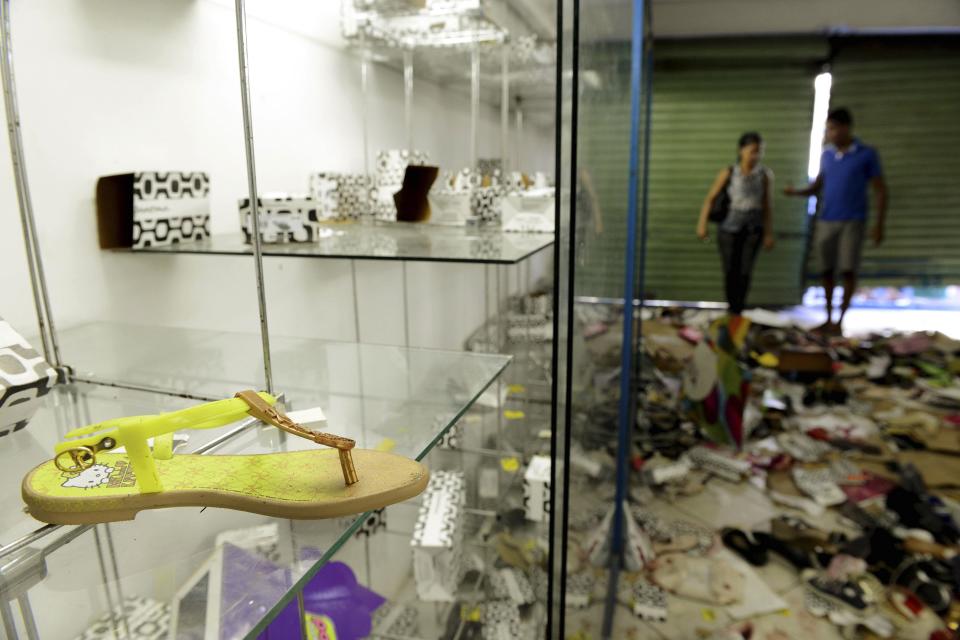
[234, 0, 274, 394]
[403, 49, 414, 152]
[0, 598, 18, 640]
[603, 0, 646, 637]
[104, 524, 131, 640]
[16, 596, 37, 640]
[401, 262, 410, 348]
[360, 53, 371, 211]
[0, 0, 61, 366]
[500, 44, 509, 171]
[92, 526, 120, 640]
[514, 99, 524, 169]
[470, 43, 480, 166]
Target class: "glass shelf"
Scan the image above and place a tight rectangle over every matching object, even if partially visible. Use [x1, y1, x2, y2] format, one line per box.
[344, 0, 508, 48]
[120, 225, 554, 265]
[0, 383, 220, 548]
[4, 324, 512, 639]
[56, 322, 511, 418]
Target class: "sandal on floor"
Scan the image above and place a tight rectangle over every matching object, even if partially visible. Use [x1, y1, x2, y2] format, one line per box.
[22, 391, 429, 524]
[770, 515, 842, 547]
[752, 531, 817, 570]
[721, 528, 768, 566]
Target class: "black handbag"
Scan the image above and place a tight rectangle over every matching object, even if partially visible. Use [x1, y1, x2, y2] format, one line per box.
[708, 166, 733, 223]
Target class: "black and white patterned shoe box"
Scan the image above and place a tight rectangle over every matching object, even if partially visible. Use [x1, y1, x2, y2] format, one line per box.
[239, 194, 320, 244]
[411, 470, 466, 601]
[74, 595, 170, 640]
[308, 172, 370, 221]
[371, 602, 419, 638]
[488, 568, 536, 605]
[632, 580, 667, 622]
[132, 172, 210, 249]
[481, 600, 521, 640]
[566, 572, 595, 609]
[522, 455, 552, 523]
[96, 171, 210, 249]
[0, 316, 59, 436]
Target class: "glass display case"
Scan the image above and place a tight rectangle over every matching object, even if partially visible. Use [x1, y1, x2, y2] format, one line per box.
[0, 0, 566, 638]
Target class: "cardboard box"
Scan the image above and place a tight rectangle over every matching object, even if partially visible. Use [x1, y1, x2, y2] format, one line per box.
[0, 318, 59, 436]
[96, 171, 210, 249]
[239, 194, 320, 244]
[523, 455, 552, 522]
[411, 470, 465, 602]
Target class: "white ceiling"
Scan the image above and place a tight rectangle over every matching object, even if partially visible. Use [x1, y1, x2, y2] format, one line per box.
[510, 0, 960, 41]
[623, 0, 960, 39]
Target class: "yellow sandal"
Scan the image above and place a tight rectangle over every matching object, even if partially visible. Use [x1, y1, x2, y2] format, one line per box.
[22, 390, 429, 525]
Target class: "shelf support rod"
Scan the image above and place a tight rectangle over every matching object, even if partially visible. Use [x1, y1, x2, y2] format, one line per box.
[403, 49, 414, 153]
[234, 0, 274, 394]
[500, 43, 509, 171]
[470, 42, 480, 166]
[0, 0, 62, 367]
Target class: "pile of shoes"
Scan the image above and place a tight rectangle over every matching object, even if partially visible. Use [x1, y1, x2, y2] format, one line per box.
[571, 305, 960, 638]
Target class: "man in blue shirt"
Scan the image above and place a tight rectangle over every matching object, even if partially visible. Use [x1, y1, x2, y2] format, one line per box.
[785, 108, 888, 334]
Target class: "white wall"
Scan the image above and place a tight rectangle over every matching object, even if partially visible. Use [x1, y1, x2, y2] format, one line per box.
[1, 0, 554, 355]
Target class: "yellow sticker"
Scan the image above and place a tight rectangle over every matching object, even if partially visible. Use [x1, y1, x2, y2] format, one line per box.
[504, 410, 525, 420]
[779, 609, 791, 616]
[461, 605, 481, 622]
[508, 384, 526, 394]
[701, 609, 715, 622]
[375, 438, 396, 452]
[501, 457, 520, 472]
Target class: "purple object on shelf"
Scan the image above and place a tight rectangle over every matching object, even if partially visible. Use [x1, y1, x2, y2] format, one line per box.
[240, 547, 384, 640]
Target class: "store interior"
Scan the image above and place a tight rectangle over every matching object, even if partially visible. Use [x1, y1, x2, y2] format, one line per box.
[1, 1, 959, 639]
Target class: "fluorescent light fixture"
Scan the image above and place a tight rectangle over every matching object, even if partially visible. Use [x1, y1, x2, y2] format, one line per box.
[805, 72, 832, 214]
[807, 72, 832, 180]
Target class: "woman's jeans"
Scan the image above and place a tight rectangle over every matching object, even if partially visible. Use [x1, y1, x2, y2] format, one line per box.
[717, 226, 762, 315]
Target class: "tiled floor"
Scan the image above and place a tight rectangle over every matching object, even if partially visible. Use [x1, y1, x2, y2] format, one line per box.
[565, 475, 852, 639]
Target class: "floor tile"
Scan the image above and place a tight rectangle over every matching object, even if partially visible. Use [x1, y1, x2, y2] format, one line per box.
[671, 479, 778, 530]
[749, 583, 845, 639]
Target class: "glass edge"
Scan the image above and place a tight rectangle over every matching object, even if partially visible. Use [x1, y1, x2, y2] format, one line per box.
[414, 352, 512, 462]
[239, 353, 512, 638]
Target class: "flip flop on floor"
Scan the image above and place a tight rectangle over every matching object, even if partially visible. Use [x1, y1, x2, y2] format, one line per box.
[721, 528, 768, 566]
[22, 391, 430, 524]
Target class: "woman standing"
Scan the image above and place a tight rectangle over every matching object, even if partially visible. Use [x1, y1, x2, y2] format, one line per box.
[696, 132, 775, 316]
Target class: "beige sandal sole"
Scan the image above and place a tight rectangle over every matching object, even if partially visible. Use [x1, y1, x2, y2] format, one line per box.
[23, 449, 429, 525]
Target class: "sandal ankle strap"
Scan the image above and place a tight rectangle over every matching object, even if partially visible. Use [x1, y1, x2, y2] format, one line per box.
[53, 392, 277, 494]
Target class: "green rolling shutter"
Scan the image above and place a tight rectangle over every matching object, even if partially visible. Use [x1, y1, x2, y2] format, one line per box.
[574, 38, 824, 304]
[643, 39, 821, 305]
[826, 38, 960, 286]
[573, 43, 640, 299]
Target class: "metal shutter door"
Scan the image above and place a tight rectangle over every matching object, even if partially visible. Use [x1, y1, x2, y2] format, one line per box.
[643, 40, 820, 305]
[827, 38, 960, 286]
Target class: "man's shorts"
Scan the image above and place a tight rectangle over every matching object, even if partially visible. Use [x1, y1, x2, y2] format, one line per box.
[815, 219, 865, 275]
